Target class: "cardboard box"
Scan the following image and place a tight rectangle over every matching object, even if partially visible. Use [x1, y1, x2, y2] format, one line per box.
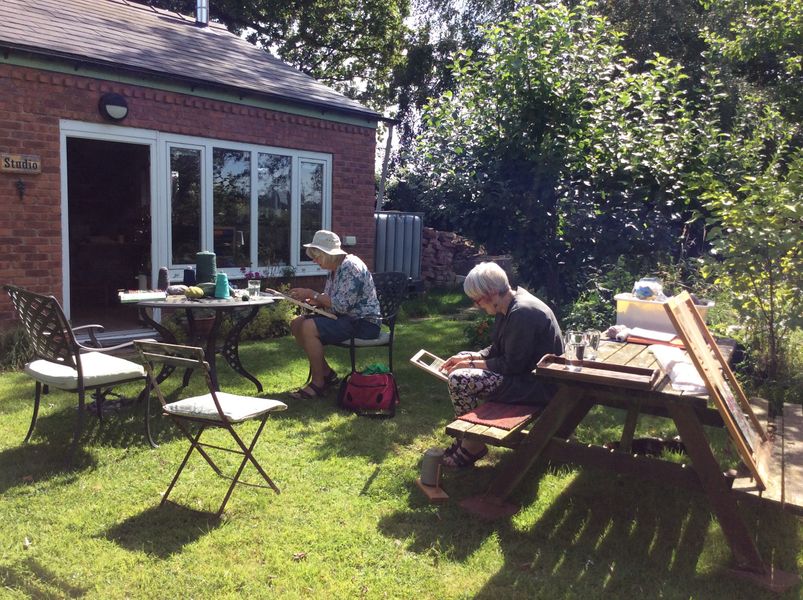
[615, 293, 714, 333]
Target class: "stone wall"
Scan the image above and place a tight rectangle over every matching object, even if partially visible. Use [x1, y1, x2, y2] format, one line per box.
[420, 227, 482, 286]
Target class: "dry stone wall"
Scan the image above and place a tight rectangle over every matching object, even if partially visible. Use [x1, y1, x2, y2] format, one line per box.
[420, 227, 483, 286]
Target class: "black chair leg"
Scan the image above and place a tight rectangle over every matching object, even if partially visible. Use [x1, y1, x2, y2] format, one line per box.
[94, 390, 104, 421]
[349, 341, 357, 372]
[24, 382, 42, 443]
[68, 389, 87, 465]
[142, 383, 159, 449]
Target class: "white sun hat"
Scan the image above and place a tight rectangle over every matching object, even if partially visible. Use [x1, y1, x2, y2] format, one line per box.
[303, 230, 347, 256]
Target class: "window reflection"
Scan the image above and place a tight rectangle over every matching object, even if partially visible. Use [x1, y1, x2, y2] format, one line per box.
[213, 148, 250, 268]
[170, 147, 201, 265]
[257, 153, 292, 266]
[300, 161, 323, 258]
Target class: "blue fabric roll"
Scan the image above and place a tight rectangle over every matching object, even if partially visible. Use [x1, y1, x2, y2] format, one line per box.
[182, 268, 196, 285]
[215, 272, 230, 299]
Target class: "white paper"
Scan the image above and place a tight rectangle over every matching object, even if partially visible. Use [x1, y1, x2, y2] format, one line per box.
[629, 327, 677, 342]
[648, 344, 707, 394]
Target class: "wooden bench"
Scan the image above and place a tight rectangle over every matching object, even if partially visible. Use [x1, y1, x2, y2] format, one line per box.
[445, 402, 544, 450]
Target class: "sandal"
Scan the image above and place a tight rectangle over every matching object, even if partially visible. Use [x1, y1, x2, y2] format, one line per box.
[442, 444, 488, 469]
[323, 369, 339, 388]
[443, 439, 463, 459]
[289, 382, 326, 399]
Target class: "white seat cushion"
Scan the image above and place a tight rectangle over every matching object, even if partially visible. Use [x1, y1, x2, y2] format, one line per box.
[337, 331, 391, 347]
[164, 393, 287, 423]
[25, 352, 146, 390]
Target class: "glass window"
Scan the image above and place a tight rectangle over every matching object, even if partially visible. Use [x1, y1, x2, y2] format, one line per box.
[299, 160, 324, 259]
[257, 153, 292, 266]
[213, 148, 250, 268]
[169, 147, 202, 265]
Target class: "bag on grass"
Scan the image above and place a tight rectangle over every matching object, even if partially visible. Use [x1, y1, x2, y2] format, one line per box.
[337, 371, 399, 417]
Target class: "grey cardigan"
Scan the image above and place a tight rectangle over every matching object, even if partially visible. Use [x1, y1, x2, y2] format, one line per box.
[478, 287, 564, 405]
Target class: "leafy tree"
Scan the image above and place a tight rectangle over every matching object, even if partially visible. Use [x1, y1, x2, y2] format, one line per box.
[702, 0, 803, 120]
[411, 1, 706, 302]
[693, 93, 802, 380]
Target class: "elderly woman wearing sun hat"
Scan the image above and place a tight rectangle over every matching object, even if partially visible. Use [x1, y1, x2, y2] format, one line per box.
[288, 230, 382, 399]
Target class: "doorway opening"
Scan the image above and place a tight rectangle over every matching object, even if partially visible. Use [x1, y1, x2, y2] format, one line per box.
[67, 138, 151, 330]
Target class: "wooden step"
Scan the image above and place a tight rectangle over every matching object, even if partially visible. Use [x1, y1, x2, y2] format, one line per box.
[731, 398, 803, 514]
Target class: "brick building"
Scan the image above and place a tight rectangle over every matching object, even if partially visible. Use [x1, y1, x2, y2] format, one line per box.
[0, 0, 384, 329]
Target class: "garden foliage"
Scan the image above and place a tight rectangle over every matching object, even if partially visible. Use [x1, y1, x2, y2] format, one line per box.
[411, 1, 708, 304]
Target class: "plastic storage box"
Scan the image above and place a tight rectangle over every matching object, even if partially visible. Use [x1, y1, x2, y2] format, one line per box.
[614, 293, 714, 334]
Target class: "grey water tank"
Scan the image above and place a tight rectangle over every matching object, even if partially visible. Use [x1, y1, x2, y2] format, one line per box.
[374, 211, 422, 279]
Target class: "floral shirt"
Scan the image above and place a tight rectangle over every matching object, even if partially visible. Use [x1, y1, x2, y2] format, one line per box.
[324, 255, 382, 324]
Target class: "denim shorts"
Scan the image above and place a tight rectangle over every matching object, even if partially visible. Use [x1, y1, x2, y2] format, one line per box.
[311, 315, 381, 344]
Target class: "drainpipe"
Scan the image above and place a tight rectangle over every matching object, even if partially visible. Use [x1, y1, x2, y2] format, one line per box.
[376, 122, 394, 211]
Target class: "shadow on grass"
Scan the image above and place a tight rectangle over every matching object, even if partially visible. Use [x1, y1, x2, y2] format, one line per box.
[380, 465, 801, 598]
[104, 502, 221, 558]
[0, 442, 95, 493]
[0, 557, 89, 598]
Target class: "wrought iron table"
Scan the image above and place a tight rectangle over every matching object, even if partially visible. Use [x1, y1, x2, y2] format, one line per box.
[137, 294, 278, 393]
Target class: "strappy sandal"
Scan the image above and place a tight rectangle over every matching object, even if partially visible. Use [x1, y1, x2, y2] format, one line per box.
[443, 444, 488, 469]
[289, 381, 326, 399]
[443, 439, 463, 459]
[323, 369, 339, 388]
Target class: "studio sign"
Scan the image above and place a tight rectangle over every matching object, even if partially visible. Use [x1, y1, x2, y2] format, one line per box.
[1, 153, 41, 174]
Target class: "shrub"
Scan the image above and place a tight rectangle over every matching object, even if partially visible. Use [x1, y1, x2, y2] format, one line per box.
[0, 326, 32, 371]
[463, 312, 494, 348]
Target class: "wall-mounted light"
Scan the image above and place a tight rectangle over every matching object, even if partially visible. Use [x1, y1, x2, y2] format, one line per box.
[98, 92, 129, 121]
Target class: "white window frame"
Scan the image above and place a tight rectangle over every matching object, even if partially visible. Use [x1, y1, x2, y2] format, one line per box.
[60, 120, 332, 316]
[162, 134, 332, 280]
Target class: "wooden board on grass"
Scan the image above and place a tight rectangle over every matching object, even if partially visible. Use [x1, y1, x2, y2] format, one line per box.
[664, 292, 769, 490]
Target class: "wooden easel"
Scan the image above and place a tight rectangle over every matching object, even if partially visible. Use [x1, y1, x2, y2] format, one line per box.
[664, 292, 770, 489]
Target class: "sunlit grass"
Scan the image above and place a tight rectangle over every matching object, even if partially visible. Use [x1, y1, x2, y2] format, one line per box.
[0, 296, 800, 598]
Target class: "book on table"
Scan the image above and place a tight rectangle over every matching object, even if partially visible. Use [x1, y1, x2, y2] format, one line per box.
[409, 349, 449, 382]
[263, 288, 337, 319]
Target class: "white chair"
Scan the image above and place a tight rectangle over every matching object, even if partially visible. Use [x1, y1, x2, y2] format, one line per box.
[134, 340, 287, 516]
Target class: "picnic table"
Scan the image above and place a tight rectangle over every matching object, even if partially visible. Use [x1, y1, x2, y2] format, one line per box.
[446, 338, 800, 592]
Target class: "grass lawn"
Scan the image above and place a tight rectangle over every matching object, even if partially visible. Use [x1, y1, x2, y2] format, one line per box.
[0, 305, 800, 598]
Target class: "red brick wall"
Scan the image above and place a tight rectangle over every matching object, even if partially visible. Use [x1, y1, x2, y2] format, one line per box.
[0, 64, 377, 326]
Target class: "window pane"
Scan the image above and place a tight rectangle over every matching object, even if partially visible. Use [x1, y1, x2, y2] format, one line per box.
[170, 147, 201, 265]
[213, 148, 250, 268]
[257, 153, 292, 266]
[299, 161, 323, 258]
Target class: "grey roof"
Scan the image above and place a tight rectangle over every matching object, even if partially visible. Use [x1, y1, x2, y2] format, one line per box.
[0, 0, 381, 121]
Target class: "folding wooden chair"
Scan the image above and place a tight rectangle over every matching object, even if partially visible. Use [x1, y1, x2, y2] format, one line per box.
[134, 340, 287, 516]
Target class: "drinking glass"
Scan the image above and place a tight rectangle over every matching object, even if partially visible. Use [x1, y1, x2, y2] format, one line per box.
[563, 330, 586, 372]
[584, 329, 601, 361]
[247, 279, 261, 297]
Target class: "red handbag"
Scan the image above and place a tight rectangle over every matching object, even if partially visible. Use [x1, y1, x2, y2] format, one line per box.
[337, 372, 399, 417]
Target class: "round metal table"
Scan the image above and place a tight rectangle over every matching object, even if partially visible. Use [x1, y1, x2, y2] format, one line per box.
[137, 294, 278, 392]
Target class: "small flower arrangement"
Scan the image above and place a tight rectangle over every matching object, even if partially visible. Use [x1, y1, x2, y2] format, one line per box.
[240, 267, 264, 280]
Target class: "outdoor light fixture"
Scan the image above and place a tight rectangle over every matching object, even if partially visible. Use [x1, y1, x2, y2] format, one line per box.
[98, 93, 129, 121]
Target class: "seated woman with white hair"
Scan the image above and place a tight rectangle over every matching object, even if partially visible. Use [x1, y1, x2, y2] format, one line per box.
[440, 261, 564, 468]
[287, 230, 382, 399]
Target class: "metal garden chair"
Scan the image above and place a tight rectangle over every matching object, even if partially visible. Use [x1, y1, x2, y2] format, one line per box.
[4, 285, 148, 461]
[134, 340, 287, 516]
[332, 271, 408, 373]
